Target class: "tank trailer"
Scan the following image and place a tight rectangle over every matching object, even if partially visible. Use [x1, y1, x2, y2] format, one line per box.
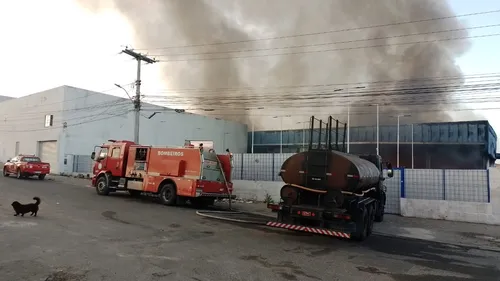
[267, 116, 394, 241]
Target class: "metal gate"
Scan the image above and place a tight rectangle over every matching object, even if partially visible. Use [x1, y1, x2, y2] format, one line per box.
[38, 141, 58, 174]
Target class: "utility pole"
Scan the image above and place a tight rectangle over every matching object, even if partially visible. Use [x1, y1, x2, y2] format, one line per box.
[121, 47, 157, 143]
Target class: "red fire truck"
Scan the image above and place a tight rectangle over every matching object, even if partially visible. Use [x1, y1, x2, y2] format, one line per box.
[90, 140, 234, 207]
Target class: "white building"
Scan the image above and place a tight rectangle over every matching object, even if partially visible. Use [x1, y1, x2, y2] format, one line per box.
[0, 86, 248, 174]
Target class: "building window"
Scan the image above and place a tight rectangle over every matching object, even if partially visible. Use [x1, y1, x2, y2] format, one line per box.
[44, 115, 54, 127]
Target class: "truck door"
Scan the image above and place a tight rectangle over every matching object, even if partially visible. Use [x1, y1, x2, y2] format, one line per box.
[107, 146, 122, 176]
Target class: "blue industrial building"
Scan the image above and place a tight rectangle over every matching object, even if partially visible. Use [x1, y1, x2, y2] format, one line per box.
[248, 120, 498, 169]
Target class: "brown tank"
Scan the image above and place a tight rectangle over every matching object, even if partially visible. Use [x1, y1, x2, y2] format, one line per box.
[280, 150, 381, 193]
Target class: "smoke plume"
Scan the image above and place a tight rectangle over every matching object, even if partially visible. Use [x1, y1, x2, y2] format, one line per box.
[76, 0, 479, 130]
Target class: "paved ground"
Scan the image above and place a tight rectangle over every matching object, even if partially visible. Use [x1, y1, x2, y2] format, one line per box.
[219, 201, 500, 252]
[1, 176, 500, 281]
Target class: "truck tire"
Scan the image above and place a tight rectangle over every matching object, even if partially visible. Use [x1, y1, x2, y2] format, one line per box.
[375, 192, 386, 222]
[352, 208, 369, 241]
[96, 175, 110, 196]
[159, 183, 177, 206]
[3, 168, 9, 177]
[367, 205, 375, 236]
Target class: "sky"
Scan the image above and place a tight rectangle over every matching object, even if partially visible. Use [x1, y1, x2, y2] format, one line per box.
[1, 0, 500, 141]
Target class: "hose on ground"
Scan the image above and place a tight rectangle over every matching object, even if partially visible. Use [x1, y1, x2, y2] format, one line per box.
[195, 210, 270, 225]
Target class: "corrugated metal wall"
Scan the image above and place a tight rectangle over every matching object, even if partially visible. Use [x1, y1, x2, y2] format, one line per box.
[248, 121, 497, 161]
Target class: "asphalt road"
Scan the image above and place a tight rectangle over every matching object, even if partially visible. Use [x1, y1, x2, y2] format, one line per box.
[1, 177, 500, 281]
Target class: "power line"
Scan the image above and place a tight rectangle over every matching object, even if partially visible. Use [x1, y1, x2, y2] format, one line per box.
[140, 72, 500, 93]
[1, 100, 132, 122]
[0, 109, 134, 133]
[0, 83, 135, 112]
[139, 105, 500, 118]
[142, 83, 500, 108]
[0, 104, 132, 128]
[150, 24, 500, 57]
[135, 9, 500, 50]
[143, 81, 500, 100]
[156, 33, 500, 62]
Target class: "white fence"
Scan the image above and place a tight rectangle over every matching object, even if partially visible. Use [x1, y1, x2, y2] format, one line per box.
[67, 153, 491, 215]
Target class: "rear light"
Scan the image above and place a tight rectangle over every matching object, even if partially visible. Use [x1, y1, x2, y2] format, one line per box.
[28, 165, 33, 169]
[334, 214, 351, 220]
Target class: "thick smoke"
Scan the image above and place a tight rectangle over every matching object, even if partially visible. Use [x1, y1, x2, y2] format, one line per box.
[76, 0, 478, 130]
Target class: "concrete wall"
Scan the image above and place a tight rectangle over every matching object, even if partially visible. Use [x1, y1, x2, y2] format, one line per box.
[231, 167, 500, 225]
[400, 167, 500, 225]
[231, 180, 283, 202]
[0, 87, 65, 171]
[62, 86, 248, 157]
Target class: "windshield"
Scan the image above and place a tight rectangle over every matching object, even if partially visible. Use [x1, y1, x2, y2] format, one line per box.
[22, 157, 41, 163]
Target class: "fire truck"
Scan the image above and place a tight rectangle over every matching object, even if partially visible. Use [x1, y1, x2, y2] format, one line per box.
[90, 140, 234, 207]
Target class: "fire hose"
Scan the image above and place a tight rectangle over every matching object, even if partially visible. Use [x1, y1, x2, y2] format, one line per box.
[195, 210, 271, 225]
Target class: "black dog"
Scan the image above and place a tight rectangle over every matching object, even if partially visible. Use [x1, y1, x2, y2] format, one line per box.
[11, 197, 41, 217]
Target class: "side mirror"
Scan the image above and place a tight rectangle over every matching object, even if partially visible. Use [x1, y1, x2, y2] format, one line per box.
[90, 152, 95, 160]
[386, 163, 394, 178]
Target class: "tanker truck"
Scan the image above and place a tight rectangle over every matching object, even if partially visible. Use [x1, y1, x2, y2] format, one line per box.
[266, 116, 394, 241]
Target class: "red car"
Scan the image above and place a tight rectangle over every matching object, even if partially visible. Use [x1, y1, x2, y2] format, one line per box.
[3, 155, 50, 180]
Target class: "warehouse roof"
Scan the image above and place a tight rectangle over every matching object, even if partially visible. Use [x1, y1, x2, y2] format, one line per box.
[0, 95, 14, 103]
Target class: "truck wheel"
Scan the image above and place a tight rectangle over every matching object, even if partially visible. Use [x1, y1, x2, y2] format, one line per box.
[3, 168, 9, 177]
[128, 190, 142, 197]
[352, 208, 369, 241]
[367, 205, 375, 236]
[96, 176, 110, 196]
[159, 183, 177, 206]
[375, 204, 385, 222]
[375, 193, 386, 222]
[38, 174, 46, 180]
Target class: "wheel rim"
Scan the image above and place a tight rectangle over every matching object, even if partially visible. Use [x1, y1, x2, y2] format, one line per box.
[163, 188, 172, 202]
[97, 181, 106, 192]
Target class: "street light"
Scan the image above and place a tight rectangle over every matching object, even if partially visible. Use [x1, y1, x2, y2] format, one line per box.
[411, 123, 414, 169]
[251, 123, 255, 154]
[335, 86, 365, 153]
[114, 83, 133, 101]
[392, 114, 411, 167]
[369, 103, 380, 155]
[297, 121, 310, 152]
[273, 115, 291, 154]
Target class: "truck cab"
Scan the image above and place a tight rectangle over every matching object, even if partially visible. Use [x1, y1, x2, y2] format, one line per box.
[91, 140, 133, 180]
